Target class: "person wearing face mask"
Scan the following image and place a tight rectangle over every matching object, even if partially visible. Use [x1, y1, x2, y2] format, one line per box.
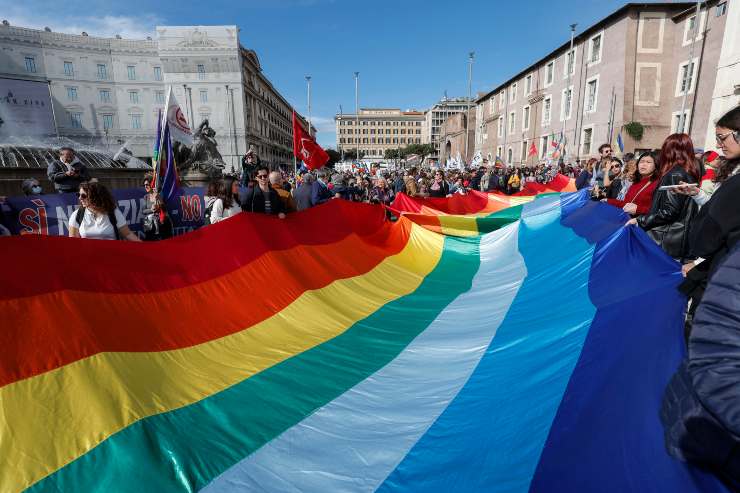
[21, 179, 44, 196]
[47, 147, 91, 194]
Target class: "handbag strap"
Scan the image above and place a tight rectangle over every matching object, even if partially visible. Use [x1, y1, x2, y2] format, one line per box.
[631, 180, 653, 203]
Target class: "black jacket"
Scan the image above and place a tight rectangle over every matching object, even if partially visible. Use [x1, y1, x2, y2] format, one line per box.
[47, 159, 91, 193]
[637, 166, 697, 260]
[689, 167, 740, 275]
[240, 185, 285, 215]
[661, 243, 740, 490]
[428, 181, 450, 198]
[575, 171, 592, 190]
[143, 214, 173, 241]
[606, 177, 628, 199]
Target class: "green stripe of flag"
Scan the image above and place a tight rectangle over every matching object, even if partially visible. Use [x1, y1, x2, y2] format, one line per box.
[29, 235, 482, 492]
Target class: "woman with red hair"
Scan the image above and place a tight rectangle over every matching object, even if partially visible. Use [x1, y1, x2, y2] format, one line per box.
[629, 133, 700, 260]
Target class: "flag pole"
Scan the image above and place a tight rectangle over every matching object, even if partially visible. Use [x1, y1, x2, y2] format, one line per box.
[154, 87, 170, 192]
[563, 24, 576, 163]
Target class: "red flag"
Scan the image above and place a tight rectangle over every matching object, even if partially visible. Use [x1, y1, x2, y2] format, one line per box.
[292, 112, 329, 170]
[527, 141, 538, 158]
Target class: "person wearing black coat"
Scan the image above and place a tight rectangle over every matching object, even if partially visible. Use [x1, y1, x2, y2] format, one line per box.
[636, 166, 697, 260]
[678, 108, 740, 336]
[633, 134, 700, 260]
[661, 242, 740, 491]
[240, 166, 286, 217]
[686, 108, 740, 277]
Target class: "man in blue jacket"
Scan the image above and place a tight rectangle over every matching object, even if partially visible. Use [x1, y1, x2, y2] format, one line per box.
[311, 169, 333, 206]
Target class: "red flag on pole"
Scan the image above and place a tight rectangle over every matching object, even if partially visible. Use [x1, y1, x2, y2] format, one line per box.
[527, 141, 538, 158]
[292, 111, 329, 170]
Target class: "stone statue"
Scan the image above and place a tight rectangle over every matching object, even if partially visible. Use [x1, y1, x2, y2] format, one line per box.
[176, 119, 225, 176]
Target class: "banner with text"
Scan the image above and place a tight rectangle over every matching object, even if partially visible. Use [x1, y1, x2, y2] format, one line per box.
[0, 188, 206, 237]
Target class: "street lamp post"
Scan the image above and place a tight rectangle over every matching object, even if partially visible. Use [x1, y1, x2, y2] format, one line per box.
[306, 76, 312, 136]
[339, 104, 345, 162]
[563, 24, 577, 163]
[354, 72, 360, 161]
[465, 52, 474, 165]
[679, 1, 701, 134]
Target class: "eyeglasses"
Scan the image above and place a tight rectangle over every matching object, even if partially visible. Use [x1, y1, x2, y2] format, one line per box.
[603, 149, 612, 154]
[143, 183, 151, 187]
[78, 193, 88, 199]
[716, 131, 734, 145]
[257, 174, 268, 179]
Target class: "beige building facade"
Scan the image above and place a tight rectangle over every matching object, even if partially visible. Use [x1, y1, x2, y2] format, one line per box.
[474, 1, 731, 167]
[335, 108, 424, 162]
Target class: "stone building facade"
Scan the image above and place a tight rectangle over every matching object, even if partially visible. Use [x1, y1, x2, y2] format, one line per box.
[0, 22, 311, 171]
[474, 1, 731, 166]
[439, 108, 476, 165]
[423, 96, 472, 160]
[335, 108, 425, 162]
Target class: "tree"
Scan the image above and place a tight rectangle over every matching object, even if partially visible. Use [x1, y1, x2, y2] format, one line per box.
[343, 149, 365, 161]
[384, 148, 401, 160]
[325, 148, 341, 168]
[400, 143, 435, 163]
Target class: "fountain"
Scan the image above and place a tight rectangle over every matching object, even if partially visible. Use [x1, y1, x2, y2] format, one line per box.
[0, 136, 150, 169]
[0, 136, 151, 197]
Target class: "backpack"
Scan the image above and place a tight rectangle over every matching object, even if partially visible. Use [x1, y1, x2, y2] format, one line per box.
[75, 206, 121, 240]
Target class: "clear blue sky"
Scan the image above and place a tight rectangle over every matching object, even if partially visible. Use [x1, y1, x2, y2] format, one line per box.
[5, 0, 632, 147]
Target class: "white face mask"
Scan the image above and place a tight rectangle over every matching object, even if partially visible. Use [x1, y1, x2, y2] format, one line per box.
[31, 185, 42, 194]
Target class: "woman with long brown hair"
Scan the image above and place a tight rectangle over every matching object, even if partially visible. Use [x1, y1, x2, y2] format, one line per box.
[68, 181, 140, 241]
[629, 133, 700, 260]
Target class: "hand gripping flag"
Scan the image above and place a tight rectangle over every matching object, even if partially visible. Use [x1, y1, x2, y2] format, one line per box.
[292, 112, 329, 170]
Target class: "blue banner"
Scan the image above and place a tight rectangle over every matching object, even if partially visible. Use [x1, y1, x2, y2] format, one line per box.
[0, 187, 206, 237]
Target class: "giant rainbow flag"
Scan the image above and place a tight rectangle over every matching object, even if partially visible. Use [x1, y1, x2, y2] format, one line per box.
[0, 191, 730, 492]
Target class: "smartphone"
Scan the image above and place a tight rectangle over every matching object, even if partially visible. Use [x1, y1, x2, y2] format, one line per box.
[658, 184, 698, 191]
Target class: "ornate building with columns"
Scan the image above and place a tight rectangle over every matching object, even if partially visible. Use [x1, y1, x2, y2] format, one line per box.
[0, 22, 311, 171]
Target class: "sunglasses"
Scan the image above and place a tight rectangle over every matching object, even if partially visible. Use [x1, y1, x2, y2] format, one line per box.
[257, 174, 268, 178]
[716, 131, 736, 145]
[144, 182, 151, 187]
